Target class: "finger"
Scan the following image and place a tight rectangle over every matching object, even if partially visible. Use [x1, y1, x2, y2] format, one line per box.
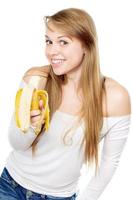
[31, 122, 38, 127]
[30, 115, 41, 123]
[42, 120, 45, 124]
[30, 110, 41, 117]
[31, 120, 44, 128]
[39, 100, 44, 110]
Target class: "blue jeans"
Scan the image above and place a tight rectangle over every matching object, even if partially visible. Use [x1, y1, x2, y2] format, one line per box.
[0, 168, 77, 200]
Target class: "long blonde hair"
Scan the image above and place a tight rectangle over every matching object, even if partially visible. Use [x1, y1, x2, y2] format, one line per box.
[32, 8, 106, 172]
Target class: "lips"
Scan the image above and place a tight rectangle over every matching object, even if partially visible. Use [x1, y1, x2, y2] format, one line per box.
[51, 59, 65, 64]
[51, 59, 66, 68]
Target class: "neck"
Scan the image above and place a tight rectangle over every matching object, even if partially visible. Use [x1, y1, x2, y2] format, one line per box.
[66, 68, 82, 86]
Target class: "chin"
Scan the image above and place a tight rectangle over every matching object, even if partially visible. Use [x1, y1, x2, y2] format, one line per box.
[53, 70, 66, 76]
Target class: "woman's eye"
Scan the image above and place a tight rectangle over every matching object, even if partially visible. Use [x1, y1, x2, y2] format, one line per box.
[45, 40, 52, 45]
[60, 40, 68, 45]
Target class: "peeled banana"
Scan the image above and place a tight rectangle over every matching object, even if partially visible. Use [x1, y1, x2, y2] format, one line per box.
[15, 76, 50, 135]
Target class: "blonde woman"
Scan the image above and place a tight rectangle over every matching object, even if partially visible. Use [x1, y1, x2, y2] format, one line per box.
[0, 8, 131, 200]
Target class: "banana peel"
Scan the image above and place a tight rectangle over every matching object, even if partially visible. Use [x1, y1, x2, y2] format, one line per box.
[15, 77, 50, 135]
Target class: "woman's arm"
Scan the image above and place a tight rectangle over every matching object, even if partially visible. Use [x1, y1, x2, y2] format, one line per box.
[8, 65, 50, 151]
[23, 65, 50, 88]
[76, 79, 131, 200]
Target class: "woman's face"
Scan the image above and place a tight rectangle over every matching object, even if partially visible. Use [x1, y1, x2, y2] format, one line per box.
[45, 22, 85, 78]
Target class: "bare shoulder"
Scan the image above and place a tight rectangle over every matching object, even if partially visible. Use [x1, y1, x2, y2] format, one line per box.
[103, 77, 131, 117]
[23, 65, 51, 83]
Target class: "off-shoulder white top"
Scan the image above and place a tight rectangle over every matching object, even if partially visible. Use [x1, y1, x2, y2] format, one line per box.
[5, 81, 131, 199]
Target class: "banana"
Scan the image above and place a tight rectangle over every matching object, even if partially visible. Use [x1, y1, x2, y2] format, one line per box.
[15, 76, 50, 135]
[15, 88, 23, 128]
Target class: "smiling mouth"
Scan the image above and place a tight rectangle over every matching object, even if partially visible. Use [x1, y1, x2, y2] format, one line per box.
[51, 59, 66, 64]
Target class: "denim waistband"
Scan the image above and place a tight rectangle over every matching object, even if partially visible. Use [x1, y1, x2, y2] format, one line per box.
[1, 167, 77, 200]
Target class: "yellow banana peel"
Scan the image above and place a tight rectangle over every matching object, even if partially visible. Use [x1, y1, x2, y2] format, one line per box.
[15, 79, 50, 135]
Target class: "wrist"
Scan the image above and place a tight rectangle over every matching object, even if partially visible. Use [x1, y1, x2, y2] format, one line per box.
[30, 123, 44, 135]
[30, 124, 37, 132]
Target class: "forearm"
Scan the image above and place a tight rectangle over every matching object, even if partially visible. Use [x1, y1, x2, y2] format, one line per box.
[76, 115, 131, 200]
[8, 112, 37, 151]
[76, 139, 127, 200]
[8, 66, 49, 151]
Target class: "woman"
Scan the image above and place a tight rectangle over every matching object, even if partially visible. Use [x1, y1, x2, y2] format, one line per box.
[0, 8, 131, 200]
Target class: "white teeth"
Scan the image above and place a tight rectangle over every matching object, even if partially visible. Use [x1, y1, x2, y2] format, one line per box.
[51, 59, 65, 64]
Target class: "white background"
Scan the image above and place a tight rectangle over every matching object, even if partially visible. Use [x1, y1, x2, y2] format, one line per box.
[0, 0, 133, 199]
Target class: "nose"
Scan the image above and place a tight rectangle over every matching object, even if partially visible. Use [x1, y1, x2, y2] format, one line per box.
[48, 43, 60, 56]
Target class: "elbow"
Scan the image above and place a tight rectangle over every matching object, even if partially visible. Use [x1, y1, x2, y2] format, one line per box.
[8, 134, 31, 151]
[8, 114, 36, 151]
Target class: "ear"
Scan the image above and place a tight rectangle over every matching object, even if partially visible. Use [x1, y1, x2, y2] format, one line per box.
[83, 49, 86, 55]
[82, 46, 86, 55]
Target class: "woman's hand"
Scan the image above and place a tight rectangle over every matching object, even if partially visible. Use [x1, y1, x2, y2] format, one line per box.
[30, 100, 45, 128]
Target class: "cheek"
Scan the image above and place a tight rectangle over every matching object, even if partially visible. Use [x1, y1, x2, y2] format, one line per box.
[45, 48, 49, 59]
[68, 48, 84, 64]
[68, 43, 84, 57]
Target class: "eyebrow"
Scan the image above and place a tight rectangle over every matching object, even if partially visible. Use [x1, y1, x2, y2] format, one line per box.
[45, 35, 73, 41]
